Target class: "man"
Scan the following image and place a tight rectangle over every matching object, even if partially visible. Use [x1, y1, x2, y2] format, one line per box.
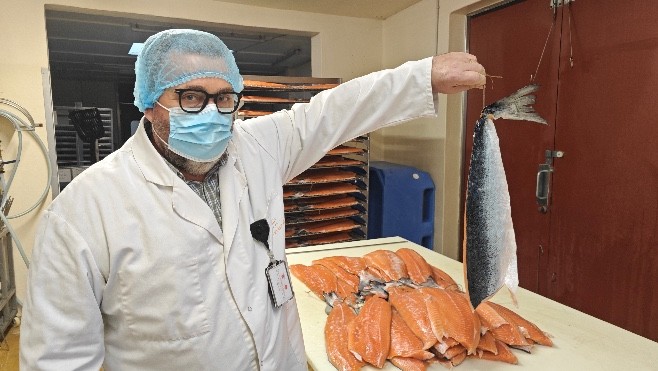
[21, 29, 484, 370]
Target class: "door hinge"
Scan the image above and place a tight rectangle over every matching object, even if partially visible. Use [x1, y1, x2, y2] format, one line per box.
[550, 0, 575, 10]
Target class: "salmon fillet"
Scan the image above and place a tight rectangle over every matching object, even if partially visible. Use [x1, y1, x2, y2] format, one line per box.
[313, 261, 359, 292]
[421, 288, 481, 355]
[470, 339, 518, 364]
[348, 296, 392, 368]
[325, 302, 365, 371]
[316, 256, 366, 276]
[388, 286, 437, 350]
[388, 309, 435, 360]
[363, 250, 408, 281]
[429, 265, 460, 291]
[476, 331, 498, 354]
[395, 248, 433, 284]
[289, 264, 337, 299]
[390, 356, 427, 371]
[487, 302, 553, 346]
[475, 301, 531, 347]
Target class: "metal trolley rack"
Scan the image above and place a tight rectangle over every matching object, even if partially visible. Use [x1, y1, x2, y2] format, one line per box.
[239, 76, 369, 248]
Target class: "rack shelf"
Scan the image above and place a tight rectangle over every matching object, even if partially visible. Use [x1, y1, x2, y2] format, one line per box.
[241, 76, 369, 249]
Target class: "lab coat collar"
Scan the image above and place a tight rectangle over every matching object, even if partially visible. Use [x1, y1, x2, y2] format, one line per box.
[130, 118, 247, 252]
[217, 140, 247, 256]
[131, 117, 177, 187]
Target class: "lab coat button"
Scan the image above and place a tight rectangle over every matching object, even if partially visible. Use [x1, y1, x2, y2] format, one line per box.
[248, 306, 253, 311]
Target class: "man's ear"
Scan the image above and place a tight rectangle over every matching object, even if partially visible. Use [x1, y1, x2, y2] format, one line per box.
[144, 108, 154, 122]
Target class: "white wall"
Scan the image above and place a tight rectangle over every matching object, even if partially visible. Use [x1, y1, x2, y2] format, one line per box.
[378, 0, 505, 259]
[0, 0, 384, 302]
[379, 0, 443, 250]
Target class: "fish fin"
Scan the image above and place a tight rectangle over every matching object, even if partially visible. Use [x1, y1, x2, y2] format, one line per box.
[486, 84, 547, 125]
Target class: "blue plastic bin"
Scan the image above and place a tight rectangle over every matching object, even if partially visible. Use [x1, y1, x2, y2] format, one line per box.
[368, 161, 435, 249]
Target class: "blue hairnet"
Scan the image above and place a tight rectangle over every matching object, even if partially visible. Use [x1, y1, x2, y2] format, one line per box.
[133, 29, 243, 112]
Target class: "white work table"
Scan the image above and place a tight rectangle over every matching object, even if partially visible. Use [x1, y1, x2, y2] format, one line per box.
[286, 237, 658, 371]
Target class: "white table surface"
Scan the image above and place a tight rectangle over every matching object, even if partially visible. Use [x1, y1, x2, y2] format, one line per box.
[285, 237, 658, 371]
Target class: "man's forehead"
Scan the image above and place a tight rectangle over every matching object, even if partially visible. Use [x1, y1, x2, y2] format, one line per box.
[175, 77, 233, 92]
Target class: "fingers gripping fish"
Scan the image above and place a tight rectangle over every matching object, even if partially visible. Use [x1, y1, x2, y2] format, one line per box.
[464, 84, 547, 310]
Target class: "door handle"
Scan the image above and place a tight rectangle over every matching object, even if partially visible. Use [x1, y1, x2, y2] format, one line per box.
[536, 150, 564, 213]
[536, 164, 553, 213]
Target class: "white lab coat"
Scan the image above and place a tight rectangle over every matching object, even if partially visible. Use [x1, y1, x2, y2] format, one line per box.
[20, 57, 437, 370]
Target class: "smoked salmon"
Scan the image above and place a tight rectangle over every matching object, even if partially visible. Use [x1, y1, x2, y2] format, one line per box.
[388, 308, 435, 360]
[390, 357, 427, 371]
[421, 288, 481, 355]
[348, 296, 392, 368]
[388, 286, 437, 350]
[470, 339, 518, 364]
[325, 302, 365, 371]
[475, 301, 531, 349]
[290, 248, 554, 369]
[363, 250, 408, 281]
[395, 248, 432, 284]
[488, 301, 553, 346]
[290, 264, 337, 299]
[464, 84, 546, 309]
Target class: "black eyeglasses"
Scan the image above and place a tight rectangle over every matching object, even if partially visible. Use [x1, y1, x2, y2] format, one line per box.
[174, 89, 242, 114]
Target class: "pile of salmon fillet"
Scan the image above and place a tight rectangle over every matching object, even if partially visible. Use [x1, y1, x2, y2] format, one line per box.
[290, 248, 553, 371]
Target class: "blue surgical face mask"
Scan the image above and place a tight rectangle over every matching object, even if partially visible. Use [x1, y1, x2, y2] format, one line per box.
[155, 102, 232, 162]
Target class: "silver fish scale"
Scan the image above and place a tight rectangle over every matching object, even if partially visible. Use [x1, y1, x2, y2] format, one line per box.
[465, 116, 518, 309]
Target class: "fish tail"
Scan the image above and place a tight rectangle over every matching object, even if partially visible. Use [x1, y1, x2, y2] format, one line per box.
[484, 84, 547, 125]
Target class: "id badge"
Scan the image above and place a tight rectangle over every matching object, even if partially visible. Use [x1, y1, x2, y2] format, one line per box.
[265, 260, 294, 308]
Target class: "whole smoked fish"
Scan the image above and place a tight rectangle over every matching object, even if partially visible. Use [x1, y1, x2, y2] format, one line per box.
[464, 85, 547, 309]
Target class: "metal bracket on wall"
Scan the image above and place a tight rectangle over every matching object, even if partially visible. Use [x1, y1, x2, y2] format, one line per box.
[551, 0, 575, 10]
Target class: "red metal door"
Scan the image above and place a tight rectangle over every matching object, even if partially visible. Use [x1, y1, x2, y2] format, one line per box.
[466, 0, 658, 341]
[465, 0, 561, 293]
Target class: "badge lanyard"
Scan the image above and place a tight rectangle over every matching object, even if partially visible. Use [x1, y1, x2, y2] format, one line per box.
[250, 219, 294, 308]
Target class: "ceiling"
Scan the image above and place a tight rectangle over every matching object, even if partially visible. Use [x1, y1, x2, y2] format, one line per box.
[46, 1, 423, 83]
[211, 0, 424, 20]
[46, 10, 313, 82]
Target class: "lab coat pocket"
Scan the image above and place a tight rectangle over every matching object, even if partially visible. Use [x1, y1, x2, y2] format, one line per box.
[118, 257, 211, 341]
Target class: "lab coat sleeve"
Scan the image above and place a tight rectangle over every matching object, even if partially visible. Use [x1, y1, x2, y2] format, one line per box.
[20, 210, 106, 371]
[239, 57, 438, 183]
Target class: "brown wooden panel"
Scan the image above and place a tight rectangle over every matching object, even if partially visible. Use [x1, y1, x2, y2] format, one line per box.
[465, 0, 561, 292]
[548, 0, 658, 341]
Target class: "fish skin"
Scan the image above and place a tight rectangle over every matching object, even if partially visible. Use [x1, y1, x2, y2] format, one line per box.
[464, 84, 547, 309]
